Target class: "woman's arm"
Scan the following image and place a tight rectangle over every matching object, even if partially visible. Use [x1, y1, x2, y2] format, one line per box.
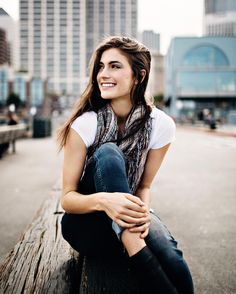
[61, 129, 148, 227]
[130, 143, 171, 237]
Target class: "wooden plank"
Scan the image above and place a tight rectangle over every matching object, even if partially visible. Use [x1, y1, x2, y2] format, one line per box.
[0, 187, 80, 294]
[79, 256, 140, 294]
[0, 180, 140, 294]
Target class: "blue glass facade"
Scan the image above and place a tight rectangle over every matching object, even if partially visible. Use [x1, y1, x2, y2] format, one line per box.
[0, 69, 8, 104]
[182, 45, 229, 66]
[14, 77, 27, 102]
[165, 37, 236, 121]
[178, 71, 236, 95]
[31, 78, 43, 106]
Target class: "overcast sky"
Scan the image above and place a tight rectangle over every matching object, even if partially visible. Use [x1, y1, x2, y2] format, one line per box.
[0, 0, 204, 54]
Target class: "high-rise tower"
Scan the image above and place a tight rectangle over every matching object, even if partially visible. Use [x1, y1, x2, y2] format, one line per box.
[204, 0, 236, 36]
[19, 0, 86, 96]
[19, 0, 138, 97]
[85, 0, 137, 67]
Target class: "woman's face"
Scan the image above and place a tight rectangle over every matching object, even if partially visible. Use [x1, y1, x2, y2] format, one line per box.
[96, 48, 135, 102]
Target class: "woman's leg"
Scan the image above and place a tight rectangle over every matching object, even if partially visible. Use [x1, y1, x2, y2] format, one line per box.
[88, 143, 177, 293]
[61, 143, 128, 257]
[122, 230, 178, 293]
[145, 212, 194, 294]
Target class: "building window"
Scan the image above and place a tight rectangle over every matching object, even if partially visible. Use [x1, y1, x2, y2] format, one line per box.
[182, 45, 230, 67]
[14, 77, 26, 101]
[60, 83, 67, 93]
[31, 78, 44, 106]
[178, 71, 236, 94]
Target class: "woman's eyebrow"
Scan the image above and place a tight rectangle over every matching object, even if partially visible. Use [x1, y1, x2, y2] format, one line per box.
[99, 60, 123, 65]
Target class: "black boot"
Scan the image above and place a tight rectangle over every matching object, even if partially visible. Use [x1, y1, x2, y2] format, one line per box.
[129, 246, 178, 294]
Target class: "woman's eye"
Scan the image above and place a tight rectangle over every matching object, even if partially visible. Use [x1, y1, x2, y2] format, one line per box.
[112, 64, 120, 69]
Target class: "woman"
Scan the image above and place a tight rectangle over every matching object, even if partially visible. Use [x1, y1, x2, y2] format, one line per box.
[58, 36, 194, 293]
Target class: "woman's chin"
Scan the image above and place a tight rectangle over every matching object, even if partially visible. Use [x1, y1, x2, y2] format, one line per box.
[101, 95, 112, 100]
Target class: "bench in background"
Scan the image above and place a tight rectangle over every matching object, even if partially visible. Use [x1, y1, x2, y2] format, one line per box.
[0, 124, 27, 157]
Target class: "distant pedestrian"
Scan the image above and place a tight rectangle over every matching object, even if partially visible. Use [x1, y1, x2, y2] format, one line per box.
[58, 36, 194, 293]
[7, 111, 18, 126]
[205, 113, 217, 130]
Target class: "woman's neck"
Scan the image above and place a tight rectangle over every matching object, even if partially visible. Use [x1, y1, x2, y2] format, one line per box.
[110, 99, 133, 122]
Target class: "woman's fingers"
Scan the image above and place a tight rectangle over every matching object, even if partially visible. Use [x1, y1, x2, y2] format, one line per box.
[125, 194, 146, 208]
[129, 222, 150, 232]
[120, 214, 149, 225]
[122, 209, 147, 219]
[140, 227, 149, 239]
[115, 219, 136, 228]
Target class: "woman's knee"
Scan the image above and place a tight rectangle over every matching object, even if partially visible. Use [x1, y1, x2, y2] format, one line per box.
[95, 143, 125, 164]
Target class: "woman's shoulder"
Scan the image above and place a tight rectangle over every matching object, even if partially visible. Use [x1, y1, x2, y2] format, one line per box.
[73, 111, 97, 123]
[71, 111, 97, 148]
[150, 107, 175, 129]
[149, 107, 176, 149]
[150, 107, 174, 123]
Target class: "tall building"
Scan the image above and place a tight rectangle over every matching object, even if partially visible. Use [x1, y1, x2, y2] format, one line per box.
[204, 0, 236, 36]
[165, 36, 236, 122]
[86, 0, 138, 68]
[0, 28, 11, 65]
[141, 30, 160, 53]
[19, 0, 87, 97]
[0, 8, 19, 69]
[147, 53, 165, 97]
[19, 0, 138, 97]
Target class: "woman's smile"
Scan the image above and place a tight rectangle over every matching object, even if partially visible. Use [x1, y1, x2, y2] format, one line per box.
[100, 82, 117, 89]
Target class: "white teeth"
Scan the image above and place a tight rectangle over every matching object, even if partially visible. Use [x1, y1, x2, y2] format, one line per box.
[101, 83, 115, 87]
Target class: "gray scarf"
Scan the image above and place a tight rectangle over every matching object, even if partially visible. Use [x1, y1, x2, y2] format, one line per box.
[87, 104, 152, 193]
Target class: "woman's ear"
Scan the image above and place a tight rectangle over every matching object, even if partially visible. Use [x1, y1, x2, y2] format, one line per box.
[140, 69, 146, 83]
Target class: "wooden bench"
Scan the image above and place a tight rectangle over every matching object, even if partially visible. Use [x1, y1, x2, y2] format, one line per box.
[0, 185, 140, 294]
[0, 124, 27, 157]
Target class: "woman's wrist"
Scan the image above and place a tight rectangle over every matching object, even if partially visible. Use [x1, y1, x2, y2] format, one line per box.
[94, 192, 108, 212]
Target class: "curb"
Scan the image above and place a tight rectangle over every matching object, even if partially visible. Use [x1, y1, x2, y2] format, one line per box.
[177, 125, 236, 138]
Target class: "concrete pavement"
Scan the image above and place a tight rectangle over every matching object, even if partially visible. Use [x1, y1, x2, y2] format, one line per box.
[0, 125, 236, 293]
[0, 134, 63, 263]
[151, 127, 236, 294]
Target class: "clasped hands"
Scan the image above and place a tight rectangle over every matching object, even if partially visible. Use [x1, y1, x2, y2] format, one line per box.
[100, 192, 151, 238]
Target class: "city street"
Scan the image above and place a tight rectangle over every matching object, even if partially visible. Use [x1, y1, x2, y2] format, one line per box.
[151, 128, 236, 294]
[0, 127, 236, 293]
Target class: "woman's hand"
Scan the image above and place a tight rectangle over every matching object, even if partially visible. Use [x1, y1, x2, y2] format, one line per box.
[128, 208, 151, 239]
[99, 192, 149, 228]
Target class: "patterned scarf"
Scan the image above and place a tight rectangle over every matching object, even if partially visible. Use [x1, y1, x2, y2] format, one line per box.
[87, 104, 152, 194]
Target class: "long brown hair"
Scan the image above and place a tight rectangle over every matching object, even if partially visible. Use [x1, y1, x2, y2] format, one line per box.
[58, 36, 152, 149]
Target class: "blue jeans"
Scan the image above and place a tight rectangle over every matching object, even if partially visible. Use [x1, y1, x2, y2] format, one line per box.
[61, 143, 194, 293]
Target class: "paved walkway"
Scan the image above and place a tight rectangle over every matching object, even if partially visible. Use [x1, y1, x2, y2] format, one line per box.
[0, 125, 236, 293]
[0, 134, 63, 263]
[152, 127, 236, 294]
[179, 123, 236, 138]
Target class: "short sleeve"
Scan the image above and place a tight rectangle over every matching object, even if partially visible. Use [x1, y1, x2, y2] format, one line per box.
[70, 111, 97, 148]
[149, 108, 176, 149]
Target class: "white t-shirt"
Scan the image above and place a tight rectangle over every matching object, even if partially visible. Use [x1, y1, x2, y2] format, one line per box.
[71, 107, 176, 150]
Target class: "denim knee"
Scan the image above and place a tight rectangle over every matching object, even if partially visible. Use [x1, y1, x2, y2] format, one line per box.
[94, 143, 126, 165]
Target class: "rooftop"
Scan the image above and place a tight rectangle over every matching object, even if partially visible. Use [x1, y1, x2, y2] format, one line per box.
[0, 8, 10, 17]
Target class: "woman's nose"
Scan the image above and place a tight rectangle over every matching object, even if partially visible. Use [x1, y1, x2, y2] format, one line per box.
[99, 66, 110, 78]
